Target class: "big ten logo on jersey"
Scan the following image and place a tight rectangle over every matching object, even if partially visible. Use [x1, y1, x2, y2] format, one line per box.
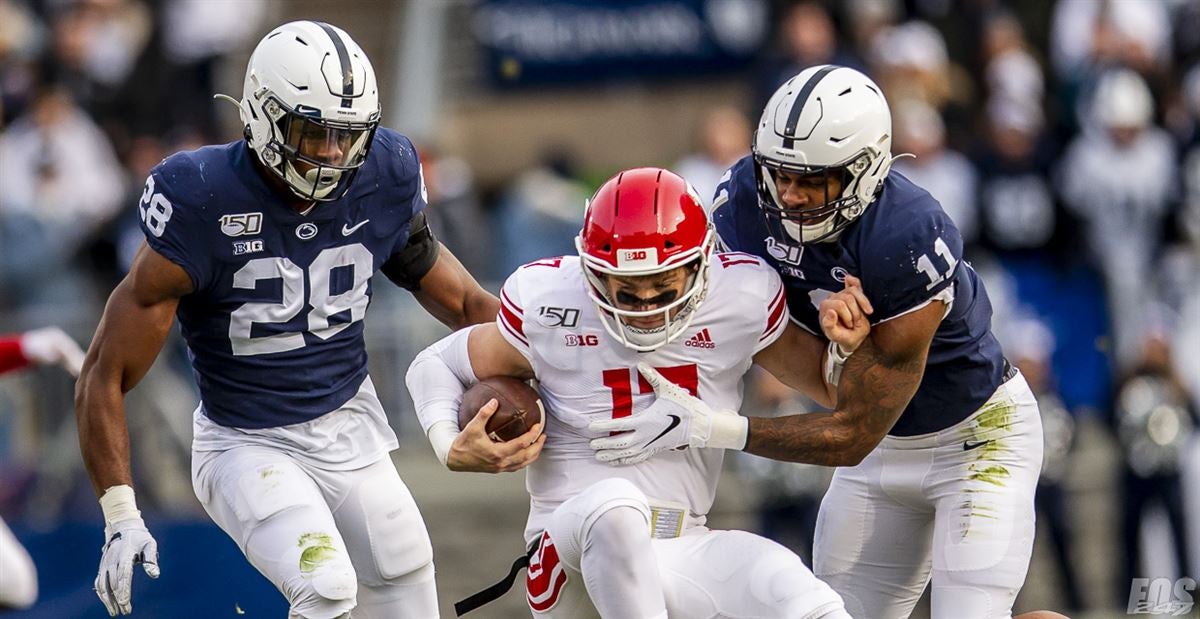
[220, 213, 263, 237]
[538, 306, 580, 328]
[565, 334, 599, 347]
[233, 240, 264, 256]
[138, 176, 173, 238]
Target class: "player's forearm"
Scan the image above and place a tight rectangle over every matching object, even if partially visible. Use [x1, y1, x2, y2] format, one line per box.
[75, 367, 135, 495]
[746, 339, 923, 466]
[461, 285, 500, 329]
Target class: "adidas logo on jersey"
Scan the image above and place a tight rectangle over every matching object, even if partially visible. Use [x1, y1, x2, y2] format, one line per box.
[684, 329, 716, 349]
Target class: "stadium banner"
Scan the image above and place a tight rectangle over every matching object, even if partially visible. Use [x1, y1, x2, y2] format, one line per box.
[473, 0, 769, 87]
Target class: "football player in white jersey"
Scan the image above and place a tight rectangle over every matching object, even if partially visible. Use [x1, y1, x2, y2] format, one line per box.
[408, 168, 871, 618]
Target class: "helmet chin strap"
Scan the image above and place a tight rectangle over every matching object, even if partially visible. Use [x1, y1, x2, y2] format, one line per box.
[284, 161, 341, 200]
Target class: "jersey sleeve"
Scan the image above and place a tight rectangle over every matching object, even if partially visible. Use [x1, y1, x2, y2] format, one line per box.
[754, 266, 790, 354]
[496, 270, 534, 363]
[711, 167, 740, 253]
[0, 335, 31, 375]
[136, 161, 212, 292]
[385, 132, 431, 256]
[862, 205, 963, 323]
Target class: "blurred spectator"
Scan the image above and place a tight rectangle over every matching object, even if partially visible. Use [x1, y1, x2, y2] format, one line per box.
[891, 98, 979, 246]
[418, 145, 495, 281]
[870, 20, 974, 150]
[0, 0, 46, 126]
[1050, 0, 1172, 138]
[755, 0, 866, 110]
[1114, 330, 1195, 600]
[673, 105, 750, 210]
[158, 0, 268, 139]
[0, 84, 124, 305]
[974, 99, 1061, 256]
[982, 10, 1044, 115]
[1005, 317, 1084, 612]
[494, 148, 589, 275]
[1058, 69, 1175, 370]
[1050, 0, 1171, 82]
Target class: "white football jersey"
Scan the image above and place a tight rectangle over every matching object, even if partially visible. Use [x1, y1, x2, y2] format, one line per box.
[496, 253, 790, 544]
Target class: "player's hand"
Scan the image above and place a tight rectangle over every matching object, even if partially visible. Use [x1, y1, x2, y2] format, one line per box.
[94, 517, 159, 616]
[447, 398, 545, 473]
[588, 363, 734, 465]
[819, 274, 873, 354]
[21, 327, 85, 377]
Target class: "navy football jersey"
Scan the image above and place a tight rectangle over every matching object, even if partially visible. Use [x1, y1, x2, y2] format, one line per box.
[137, 128, 427, 429]
[713, 156, 1006, 436]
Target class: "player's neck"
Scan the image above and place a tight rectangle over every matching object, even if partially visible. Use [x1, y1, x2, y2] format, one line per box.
[251, 155, 318, 215]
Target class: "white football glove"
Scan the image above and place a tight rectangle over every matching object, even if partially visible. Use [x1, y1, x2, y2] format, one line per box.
[588, 363, 747, 465]
[95, 518, 159, 616]
[21, 327, 85, 377]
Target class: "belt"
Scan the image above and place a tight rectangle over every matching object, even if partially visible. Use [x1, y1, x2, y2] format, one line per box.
[1002, 358, 1017, 382]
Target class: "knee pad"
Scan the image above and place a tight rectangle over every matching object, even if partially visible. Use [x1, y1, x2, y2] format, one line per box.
[722, 531, 846, 619]
[289, 534, 358, 619]
[547, 478, 650, 571]
[357, 469, 434, 580]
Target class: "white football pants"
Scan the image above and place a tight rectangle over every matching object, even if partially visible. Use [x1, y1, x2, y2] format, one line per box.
[192, 447, 437, 619]
[814, 371, 1043, 619]
[528, 478, 848, 619]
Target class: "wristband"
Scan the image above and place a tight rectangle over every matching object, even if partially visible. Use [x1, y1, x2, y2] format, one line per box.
[99, 485, 141, 527]
[427, 420, 460, 467]
[823, 341, 852, 387]
[707, 412, 749, 450]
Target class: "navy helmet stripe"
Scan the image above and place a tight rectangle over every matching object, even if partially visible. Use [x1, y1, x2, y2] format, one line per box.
[782, 65, 837, 149]
[314, 21, 354, 108]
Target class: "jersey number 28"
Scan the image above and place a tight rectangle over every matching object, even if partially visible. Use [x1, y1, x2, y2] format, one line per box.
[229, 244, 373, 356]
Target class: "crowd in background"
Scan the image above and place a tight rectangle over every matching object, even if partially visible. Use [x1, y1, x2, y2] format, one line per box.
[2, 0, 1199, 614]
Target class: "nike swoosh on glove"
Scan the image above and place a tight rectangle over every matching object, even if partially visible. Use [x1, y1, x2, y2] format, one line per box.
[588, 362, 733, 465]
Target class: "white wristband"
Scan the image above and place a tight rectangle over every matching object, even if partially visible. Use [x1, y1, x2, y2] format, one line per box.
[427, 420, 460, 468]
[706, 412, 749, 451]
[823, 341, 852, 387]
[99, 485, 141, 527]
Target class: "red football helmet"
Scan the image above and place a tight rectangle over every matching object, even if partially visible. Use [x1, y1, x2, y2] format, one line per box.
[575, 167, 714, 351]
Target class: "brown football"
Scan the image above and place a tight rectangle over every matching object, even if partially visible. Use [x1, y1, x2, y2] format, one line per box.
[459, 377, 543, 442]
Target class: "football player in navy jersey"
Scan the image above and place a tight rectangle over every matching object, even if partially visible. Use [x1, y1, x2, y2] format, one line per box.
[592, 66, 1045, 618]
[75, 22, 524, 618]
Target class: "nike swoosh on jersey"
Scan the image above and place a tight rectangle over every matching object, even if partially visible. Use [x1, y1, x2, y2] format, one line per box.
[342, 219, 370, 236]
[963, 440, 991, 451]
[646, 414, 682, 447]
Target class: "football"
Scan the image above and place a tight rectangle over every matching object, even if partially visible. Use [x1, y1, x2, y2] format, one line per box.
[459, 376, 543, 442]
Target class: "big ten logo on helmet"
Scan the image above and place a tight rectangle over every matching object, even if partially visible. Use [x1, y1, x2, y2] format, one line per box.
[538, 306, 580, 328]
[616, 247, 659, 269]
[1128, 577, 1196, 616]
[220, 213, 263, 237]
[565, 334, 599, 347]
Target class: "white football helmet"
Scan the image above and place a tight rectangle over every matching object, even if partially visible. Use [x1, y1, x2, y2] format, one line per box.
[231, 21, 380, 202]
[753, 65, 893, 243]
